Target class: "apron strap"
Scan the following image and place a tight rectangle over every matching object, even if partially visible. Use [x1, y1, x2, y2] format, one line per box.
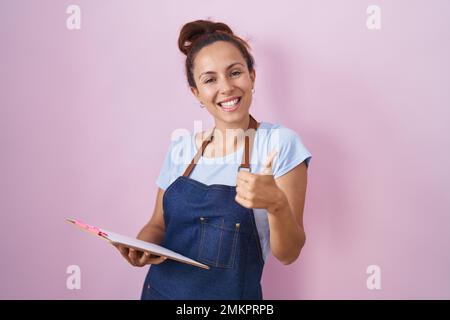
[238, 115, 258, 172]
[183, 114, 259, 177]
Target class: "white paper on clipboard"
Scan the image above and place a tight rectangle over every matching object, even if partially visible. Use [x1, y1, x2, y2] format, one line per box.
[66, 218, 209, 270]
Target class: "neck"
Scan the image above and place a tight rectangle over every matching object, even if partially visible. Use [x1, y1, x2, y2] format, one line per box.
[206, 115, 253, 157]
[213, 114, 251, 137]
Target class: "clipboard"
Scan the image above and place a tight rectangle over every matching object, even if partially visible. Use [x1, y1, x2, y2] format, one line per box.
[66, 218, 209, 270]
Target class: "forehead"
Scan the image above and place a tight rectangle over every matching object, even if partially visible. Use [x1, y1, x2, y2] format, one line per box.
[194, 41, 245, 73]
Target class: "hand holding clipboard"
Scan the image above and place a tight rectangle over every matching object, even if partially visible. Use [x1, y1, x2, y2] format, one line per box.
[66, 218, 209, 269]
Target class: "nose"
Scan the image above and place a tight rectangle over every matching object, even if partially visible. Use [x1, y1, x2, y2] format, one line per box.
[218, 77, 234, 94]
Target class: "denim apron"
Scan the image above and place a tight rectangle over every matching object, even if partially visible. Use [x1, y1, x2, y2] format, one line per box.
[141, 115, 265, 300]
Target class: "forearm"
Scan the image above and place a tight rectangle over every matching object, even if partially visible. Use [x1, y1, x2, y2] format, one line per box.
[267, 191, 306, 265]
[137, 222, 165, 245]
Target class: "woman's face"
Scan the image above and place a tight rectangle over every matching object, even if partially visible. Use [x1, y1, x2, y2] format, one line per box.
[191, 41, 256, 126]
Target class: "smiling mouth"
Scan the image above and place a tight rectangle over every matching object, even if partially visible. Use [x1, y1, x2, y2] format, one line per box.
[217, 97, 242, 111]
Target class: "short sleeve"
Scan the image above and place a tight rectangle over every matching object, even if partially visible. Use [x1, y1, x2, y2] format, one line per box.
[155, 134, 194, 190]
[155, 141, 175, 190]
[269, 127, 312, 179]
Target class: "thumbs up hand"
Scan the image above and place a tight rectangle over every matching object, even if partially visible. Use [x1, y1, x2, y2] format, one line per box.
[259, 149, 277, 175]
[235, 150, 286, 212]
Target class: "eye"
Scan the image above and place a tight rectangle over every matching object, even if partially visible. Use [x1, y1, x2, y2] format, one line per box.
[203, 71, 241, 84]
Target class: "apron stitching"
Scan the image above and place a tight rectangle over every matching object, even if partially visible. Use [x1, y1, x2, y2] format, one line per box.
[198, 217, 206, 264]
[230, 224, 240, 268]
[216, 219, 224, 267]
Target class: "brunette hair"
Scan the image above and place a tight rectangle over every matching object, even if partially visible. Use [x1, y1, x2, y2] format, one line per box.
[177, 19, 255, 89]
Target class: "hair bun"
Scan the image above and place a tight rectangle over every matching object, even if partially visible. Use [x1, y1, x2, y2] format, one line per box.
[178, 20, 234, 56]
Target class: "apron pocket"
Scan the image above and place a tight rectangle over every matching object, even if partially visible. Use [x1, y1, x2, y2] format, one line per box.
[198, 217, 240, 268]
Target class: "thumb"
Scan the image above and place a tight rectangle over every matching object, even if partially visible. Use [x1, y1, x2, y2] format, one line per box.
[260, 149, 278, 175]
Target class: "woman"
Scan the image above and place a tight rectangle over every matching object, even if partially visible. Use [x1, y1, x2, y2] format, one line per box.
[115, 20, 312, 300]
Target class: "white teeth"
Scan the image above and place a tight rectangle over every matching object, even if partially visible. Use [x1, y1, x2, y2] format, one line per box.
[219, 98, 239, 107]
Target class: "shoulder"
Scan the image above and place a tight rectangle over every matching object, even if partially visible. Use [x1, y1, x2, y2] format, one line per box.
[257, 121, 305, 148]
[194, 128, 214, 151]
[161, 131, 196, 168]
[255, 121, 312, 176]
[165, 128, 216, 159]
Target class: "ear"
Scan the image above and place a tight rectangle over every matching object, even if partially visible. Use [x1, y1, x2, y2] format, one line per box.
[190, 86, 200, 99]
[250, 69, 256, 86]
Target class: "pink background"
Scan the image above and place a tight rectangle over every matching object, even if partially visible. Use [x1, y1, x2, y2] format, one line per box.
[1, 0, 449, 299]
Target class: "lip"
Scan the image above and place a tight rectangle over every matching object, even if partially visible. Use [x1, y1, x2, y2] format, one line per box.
[218, 97, 241, 112]
[217, 96, 241, 104]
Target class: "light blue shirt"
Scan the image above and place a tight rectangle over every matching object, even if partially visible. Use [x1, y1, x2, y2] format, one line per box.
[156, 121, 312, 261]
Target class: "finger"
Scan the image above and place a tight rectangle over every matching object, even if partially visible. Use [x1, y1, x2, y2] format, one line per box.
[115, 244, 128, 257]
[237, 170, 254, 180]
[260, 150, 278, 175]
[115, 245, 134, 265]
[136, 251, 152, 266]
[139, 252, 167, 266]
[128, 248, 140, 265]
[146, 255, 168, 265]
[236, 176, 248, 190]
[235, 193, 252, 208]
[236, 185, 250, 200]
[237, 171, 253, 185]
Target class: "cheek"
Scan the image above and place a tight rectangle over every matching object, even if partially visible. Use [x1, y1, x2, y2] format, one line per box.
[198, 88, 215, 102]
[238, 78, 254, 92]
[202, 88, 216, 101]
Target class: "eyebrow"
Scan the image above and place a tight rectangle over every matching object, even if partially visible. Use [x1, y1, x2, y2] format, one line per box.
[199, 62, 245, 79]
